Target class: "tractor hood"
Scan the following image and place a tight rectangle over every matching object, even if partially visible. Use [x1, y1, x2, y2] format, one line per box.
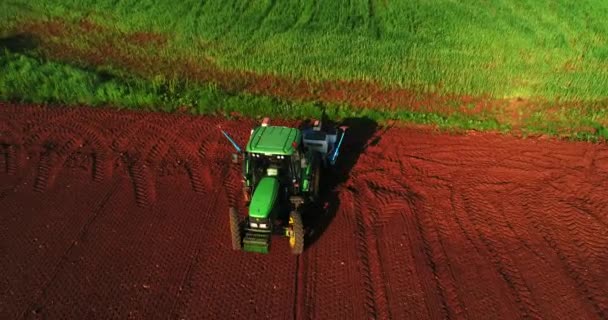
[249, 177, 279, 219]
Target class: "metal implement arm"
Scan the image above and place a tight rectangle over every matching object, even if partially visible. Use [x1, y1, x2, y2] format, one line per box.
[329, 126, 348, 165]
[218, 126, 242, 153]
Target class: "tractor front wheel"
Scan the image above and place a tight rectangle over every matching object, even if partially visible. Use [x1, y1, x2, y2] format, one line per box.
[229, 207, 242, 250]
[289, 211, 304, 255]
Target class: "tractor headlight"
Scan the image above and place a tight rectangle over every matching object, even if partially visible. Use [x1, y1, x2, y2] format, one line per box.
[250, 222, 258, 228]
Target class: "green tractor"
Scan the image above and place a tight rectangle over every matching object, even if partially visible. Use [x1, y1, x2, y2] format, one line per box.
[220, 117, 347, 255]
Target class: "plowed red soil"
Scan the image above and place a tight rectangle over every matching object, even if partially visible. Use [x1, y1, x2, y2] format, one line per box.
[1, 103, 608, 319]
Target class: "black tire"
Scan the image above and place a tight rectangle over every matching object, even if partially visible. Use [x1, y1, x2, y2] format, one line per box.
[312, 162, 321, 200]
[229, 207, 242, 251]
[307, 152, 321, 201]
[290, 211, 304, 255]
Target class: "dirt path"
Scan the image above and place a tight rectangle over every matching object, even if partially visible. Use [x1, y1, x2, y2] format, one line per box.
[1, 104, 607, 319]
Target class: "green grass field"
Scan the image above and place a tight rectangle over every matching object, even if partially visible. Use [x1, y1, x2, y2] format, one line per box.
[1, 0, 608, 140]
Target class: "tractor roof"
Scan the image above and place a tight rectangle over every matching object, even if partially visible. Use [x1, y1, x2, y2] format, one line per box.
[246, 125, 301, 155]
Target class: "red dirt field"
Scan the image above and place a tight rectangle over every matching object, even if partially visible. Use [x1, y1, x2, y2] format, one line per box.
[1, 103, 608, 319]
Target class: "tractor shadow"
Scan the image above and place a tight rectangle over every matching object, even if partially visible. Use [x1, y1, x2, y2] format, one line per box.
[0, 33, 40, 53]
[0, 33, 117, 83]
[300, 116, 382, 251]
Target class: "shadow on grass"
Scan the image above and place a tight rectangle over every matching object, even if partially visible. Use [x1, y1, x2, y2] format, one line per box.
[0, 33, 124, 84]
[0, 33, 39, 52]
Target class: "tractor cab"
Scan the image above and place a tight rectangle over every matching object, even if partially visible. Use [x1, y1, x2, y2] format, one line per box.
[242, 124, 304, 201]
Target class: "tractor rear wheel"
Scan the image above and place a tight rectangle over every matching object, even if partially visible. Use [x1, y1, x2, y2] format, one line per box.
[289, 211, 304, 255]
[312, 163, 321, 199]
[310, 152, 321, 201]
[229, 207, 242, 250]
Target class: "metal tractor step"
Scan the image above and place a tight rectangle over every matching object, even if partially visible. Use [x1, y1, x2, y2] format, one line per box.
[243, 231, 271, 254]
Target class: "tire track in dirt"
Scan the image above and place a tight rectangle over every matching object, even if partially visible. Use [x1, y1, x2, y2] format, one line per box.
[355, 160, 468, 318]
[34, 136, 85, 193]
[4, 106, 78, 133]
[383, 158, 465, 319]
[25, 112, 114, 180]
[24, 127, 74, 189]
[293, 249, 305, 320]
[358, 144, 454, 319]
[61, 116, 115, 182]
[357, 135, 520, 319]
[140, 119, 207, 194]
[552, 203, 608, 316]
[408, 193, 469, 319]
[111, 116, 160, 206]
[301, 238, 317, 320]
[218, 153, 242, 208]
[301, 189, 370, 319]
[0, 168, 121, 319]
[0, 120, 26, 175]
[22, 175, 120, 317]
[193, 129, 220, 190]
[460, 187, 544, 319]
[400, 135, 537, 313]
[560, 188, 608, 228]
[373, 214, 430, 319]
[559, 201, 608, 268]
[20, 110, 111, 191]
[474, 180, 576, 318]
[4, 104, 221, 206]
[470, 180, 552, 265]
[1, 145, 18, 175]
[445, 185, 523, 318]
[410, 194, 451, 320]
[27, 177, 215, 319]
[112, 116, 207, 206]
[168, 186, 224, 318]
[203, 123, 240, 208]
[352, 186, 390, 320]
[520, 191, 607, 318]
[0, 122, 26, 175]
[532, 150, 608, 289]
[115, 118, 191, 207]
[478, 139, 605, 318]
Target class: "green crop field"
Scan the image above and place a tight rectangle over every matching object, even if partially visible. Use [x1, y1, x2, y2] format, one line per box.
[1, 0, 608, 140]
